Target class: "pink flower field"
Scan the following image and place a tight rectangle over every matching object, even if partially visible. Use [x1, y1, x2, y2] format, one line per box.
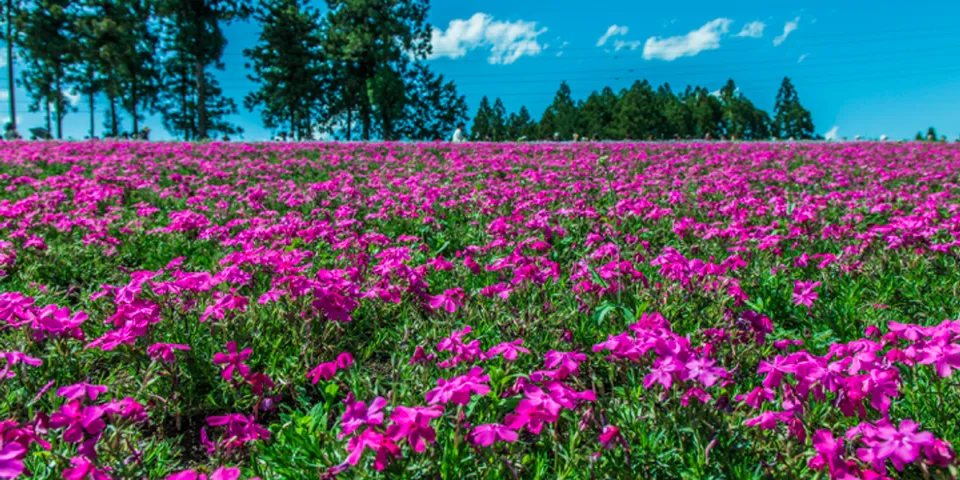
[2, 140, 960, 479]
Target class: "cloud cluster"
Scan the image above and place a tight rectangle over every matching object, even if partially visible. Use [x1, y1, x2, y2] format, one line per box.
[642, 18, 732, 61]
[596, 24, 628, 47]
[429, 13, 547, 65]
[736, 21, 766, 38]
[773, 17, 800, 46]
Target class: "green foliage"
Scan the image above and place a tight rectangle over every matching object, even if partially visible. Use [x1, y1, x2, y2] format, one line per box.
[772, 77, 815, 140]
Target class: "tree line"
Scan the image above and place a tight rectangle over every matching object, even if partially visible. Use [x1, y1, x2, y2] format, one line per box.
[1, 0, 816, 142]
[1, 0, 468, 141]
[470, 77, 815, 142]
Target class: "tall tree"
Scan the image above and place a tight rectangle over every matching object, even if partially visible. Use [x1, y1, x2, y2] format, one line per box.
[615, 80, 662, 140]
[244, 0, 325, 140]
[489, 98, 508, 141]
[116, 0, 161, 135]
[659, 83, 692, 139]
[17, 0, 76, 139]
[540, 81, 578, 140]
[470, 96, 492, 140]
[399, 62, 467, 140]
[156, 0, 250, 140]
[687, 87, 723, 139]
[579, 87, 618, 139]
[3, 0, 20, 132]
[772, 76, 814, 140]
[322, 0, 431, 140]
[506, 105, 535, 140]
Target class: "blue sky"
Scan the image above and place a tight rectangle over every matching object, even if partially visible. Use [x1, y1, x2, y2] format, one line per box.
[3, 0, 960, 141]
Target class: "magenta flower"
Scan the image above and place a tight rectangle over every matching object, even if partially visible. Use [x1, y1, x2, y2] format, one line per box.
[62, 456, 113, 480]
[167, 467, 249, 480]
[57, 383, 109, 402]
[340, 394, 386, 439]
[345, 429, 401, 471]
[598, 425, 626, 450]
[0, 442, 25, 479]
[543, 350, 587, 378]
[386, 405, 444, 452]
[734, 387, 776, 409]
[856, 419, 936, 472]
[408, 346, 436, 365]
[425, 367, 490, 405]
[757, 355, 796, 389]
[213, 342, 252, 381]
[50, 401, 106, 443]
[792, 280, 821, 308]
[469, 423, 519, 447]
[485, 339, 530, 362]
[147, 343, 191, 363]
[914, 340, 960, 377]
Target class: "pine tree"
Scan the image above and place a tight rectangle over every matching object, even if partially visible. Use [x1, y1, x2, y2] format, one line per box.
[471, 96, 492, 140]
[659, 83, 692, 139]
[244, 0, 325, 140]
[156, 0, 251, 140]
[615, 80, 661, 139]
[17, 0, 76, 139]
[322, 0, 431, 140]
[506, 105, 535, 140]
[773, 77, 814, 140]
[115, 0, 161, 135]
[579, 87, 618, 139]
[540, 81, 578, 140]
[398, 62, 467, 140]
[490, 98, 507, 141]
[2, 0, 20, 133]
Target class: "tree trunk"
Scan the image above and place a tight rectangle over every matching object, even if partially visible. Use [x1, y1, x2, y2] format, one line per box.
[44, 101, 50, 135]
[290, 109, 296, 142]
[54, 71, 62, 139]
[360, 104, 371, 141]
[195, 60, 206, 140]
[109, 95, 118, 137]
[6, 0, 15, 132]
[345, 109, 352, 141]
[88, 67, 95, 139]
[132, 82, 139, 133]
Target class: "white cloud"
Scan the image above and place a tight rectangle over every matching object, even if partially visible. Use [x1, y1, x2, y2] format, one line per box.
[555, 41, 569, 57]
[613, 40, 642, 51]
[735, 21, 765, 38]
[773, 17, 799, 46]
[429, 13, 547, 65]
[824, 126, 839, 141]
[797, 53, 808, 63]
[596, 24, 628, 47]
[0, 90, 7, 102]
[642, 18, 732, 61]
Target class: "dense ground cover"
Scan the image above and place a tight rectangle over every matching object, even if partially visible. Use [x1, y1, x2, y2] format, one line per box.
[2, 141, 960, 479]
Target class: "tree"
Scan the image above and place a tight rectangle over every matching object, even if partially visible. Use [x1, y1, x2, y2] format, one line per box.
[615, 80, 662, 140]
[506, 105, 535, 140]
[2, 0, 22, 132]
[399, 62, 467, 140]
[718, 79, 770, 140]
[244, 0, 325, 140]
[17, 0, 76, 139]
[116, 0, 161, 135]
[659, 83, 692, 139]
[322, 0, 431, 141]
[490, 98, 507, 141]
[156, 0, 251, 140]
[686, 87, 723, 139]
[772, 77, 814, 140]
[470, 96, 492, 140]
[540, 81, 578, 140]
[579, 87, 618, 139]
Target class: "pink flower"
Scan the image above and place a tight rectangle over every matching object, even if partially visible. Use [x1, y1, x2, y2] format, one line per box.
[386, 405, 443, 452]
[469, 423, 518, 447]
[598, 425, 625, 450]
[213, 342, 252, 381]
[425, 367, 490, 405]
[792, 280, 821, 308]
[914, 340, 960, 378]
[147, 343, 191, 363]
[0, 442, 25, 479]
[62, 456, 113, 480]
[485, 340, 530, 362]
[340, 394, 386, 439]
[757, 355, 795, 389]
[345, 429, 400, 471]
[307, 362, 338, 384]
[735, 387, 776, 409]
[427, 289, 463, 313]
[856, 419, 935, 472]
[50, 401, 106, 443]
[167, 467, 249, 480]
[543, 350, 587, 378]
[57, 383, 109, 402]
[408, 346, 435, 365]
